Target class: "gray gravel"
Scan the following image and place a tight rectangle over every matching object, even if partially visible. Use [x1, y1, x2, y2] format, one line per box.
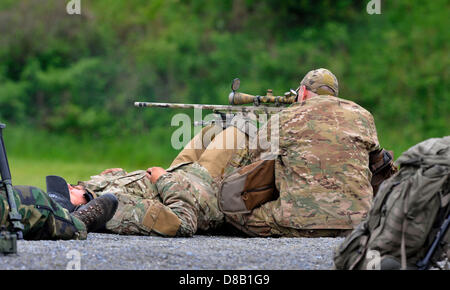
[0, 233, 343, 270]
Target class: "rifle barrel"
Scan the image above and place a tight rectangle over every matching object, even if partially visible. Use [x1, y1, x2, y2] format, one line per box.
[134, 102, 285, 113]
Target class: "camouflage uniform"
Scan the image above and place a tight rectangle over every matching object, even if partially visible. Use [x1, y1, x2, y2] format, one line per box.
[78, 163, 224, 237]
[81, 68, 375, 238]
[0, 186, 87, 240]
[223, 94, 380, 237]
[172, 68, 339, 180]
[77, 113, 256, 237]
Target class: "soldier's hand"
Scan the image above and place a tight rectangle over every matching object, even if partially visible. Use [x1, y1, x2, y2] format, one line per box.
[101, 168, 124, 175]
[147, 167, 167, 184]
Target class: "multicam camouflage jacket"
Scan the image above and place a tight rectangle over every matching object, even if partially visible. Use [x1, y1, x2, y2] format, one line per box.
[224, 94, 380, 233]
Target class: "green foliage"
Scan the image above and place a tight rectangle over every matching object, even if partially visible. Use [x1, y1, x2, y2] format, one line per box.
[0, 0, 448, 171]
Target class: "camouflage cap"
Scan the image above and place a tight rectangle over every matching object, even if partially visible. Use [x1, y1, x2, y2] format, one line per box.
[300, 68, 339, 97]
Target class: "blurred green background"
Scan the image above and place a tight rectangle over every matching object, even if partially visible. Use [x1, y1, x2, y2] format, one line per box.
[0, 0, 448, 189]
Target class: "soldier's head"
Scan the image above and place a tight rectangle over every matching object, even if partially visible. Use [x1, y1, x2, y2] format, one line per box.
[299, 68, 339, 97]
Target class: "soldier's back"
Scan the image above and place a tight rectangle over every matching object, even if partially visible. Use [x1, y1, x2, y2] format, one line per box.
[273, 95, 380, 230]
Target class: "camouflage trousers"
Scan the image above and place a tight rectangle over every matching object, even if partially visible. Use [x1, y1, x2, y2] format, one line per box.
[0, 186, 87, 240]
[79, 164, 224, 237]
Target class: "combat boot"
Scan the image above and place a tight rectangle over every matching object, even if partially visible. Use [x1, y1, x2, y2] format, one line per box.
[71, 194, 118, 232]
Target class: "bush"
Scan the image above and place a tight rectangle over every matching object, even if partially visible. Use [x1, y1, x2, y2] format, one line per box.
[0, 0, 448, 164]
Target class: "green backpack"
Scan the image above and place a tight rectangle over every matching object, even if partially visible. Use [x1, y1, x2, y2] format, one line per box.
[334, 136, 450, 270]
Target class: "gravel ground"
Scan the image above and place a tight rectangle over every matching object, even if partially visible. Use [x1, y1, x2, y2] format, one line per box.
[0, 233, 343, 270]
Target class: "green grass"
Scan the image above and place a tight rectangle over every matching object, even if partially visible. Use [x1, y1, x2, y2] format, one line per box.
[9, 157, 117, 189]
[4, 125, 180, 167]
[4, 125, 181, 189]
